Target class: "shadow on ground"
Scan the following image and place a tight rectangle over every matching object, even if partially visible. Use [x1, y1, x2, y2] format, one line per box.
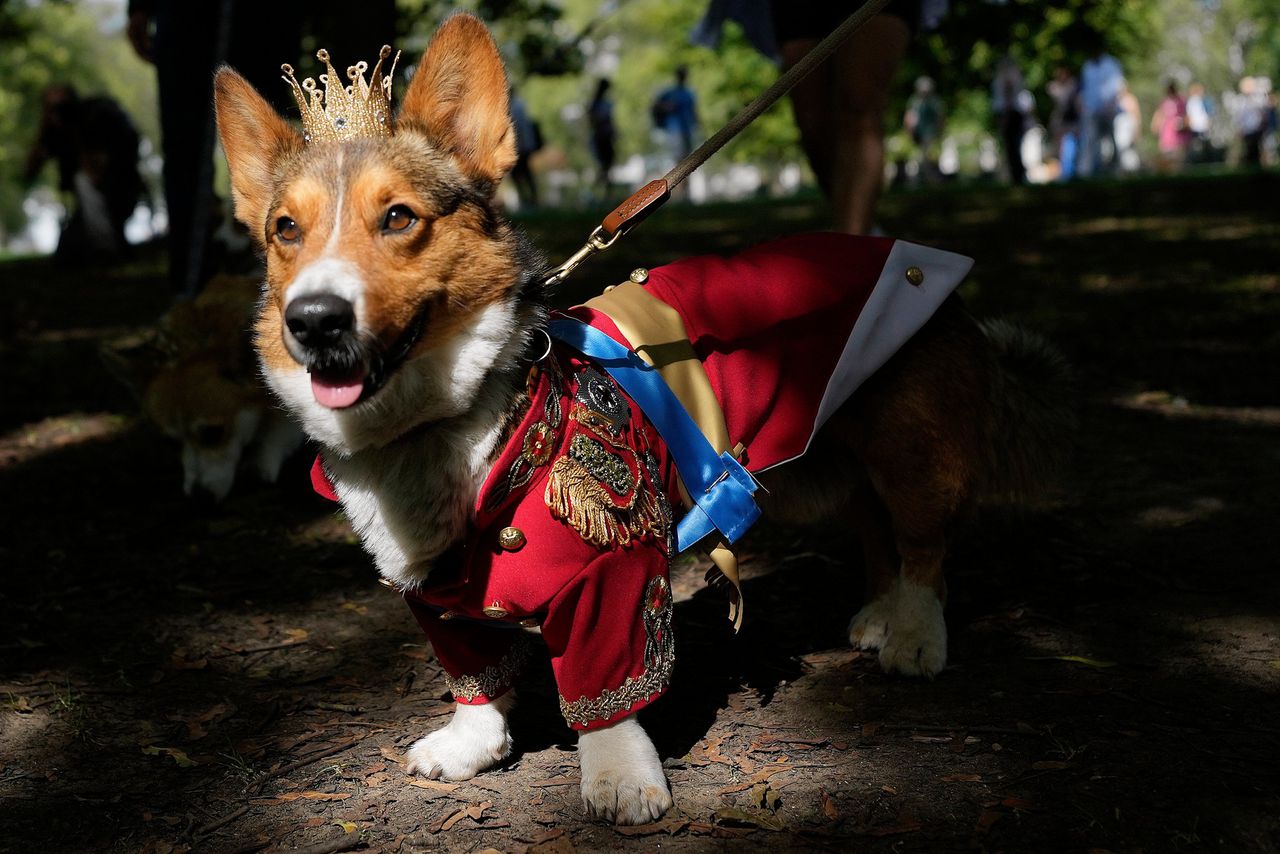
[2, 173, 1278, 853]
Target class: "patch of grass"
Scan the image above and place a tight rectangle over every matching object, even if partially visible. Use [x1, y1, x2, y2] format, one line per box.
[51, 680, 97, 743]
[215, 747, 256, 782]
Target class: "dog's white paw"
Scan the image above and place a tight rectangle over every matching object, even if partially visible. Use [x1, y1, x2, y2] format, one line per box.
[578, 717, 673, 825]
[850, 580, 948, 678]
[405, 695, 514, 781]
[848, 595, 894, 650]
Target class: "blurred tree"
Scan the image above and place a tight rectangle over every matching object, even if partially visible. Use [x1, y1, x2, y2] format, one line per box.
[0, 0, 157, 244]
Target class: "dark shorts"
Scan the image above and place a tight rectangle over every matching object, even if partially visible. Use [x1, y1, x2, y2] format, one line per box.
[771, 1, 924, 42]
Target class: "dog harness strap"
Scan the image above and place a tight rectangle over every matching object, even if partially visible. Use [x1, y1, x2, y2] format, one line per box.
[548, 318, 761, 551]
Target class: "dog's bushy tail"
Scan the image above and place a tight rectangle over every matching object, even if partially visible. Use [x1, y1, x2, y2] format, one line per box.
[975, 319, 1077, 503]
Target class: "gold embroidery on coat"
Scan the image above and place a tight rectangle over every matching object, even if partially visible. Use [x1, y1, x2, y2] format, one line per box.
[444, 634, 531, 702]
[545, 403, 662, 550]
[485, 368, 563, 512]
[559, 575, 674, 727]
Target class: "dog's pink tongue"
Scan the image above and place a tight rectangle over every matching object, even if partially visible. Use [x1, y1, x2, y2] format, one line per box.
[311, 372, 366, 409]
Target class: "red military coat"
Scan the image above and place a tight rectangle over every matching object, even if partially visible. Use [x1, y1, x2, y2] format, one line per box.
[313, 233, 972, 731]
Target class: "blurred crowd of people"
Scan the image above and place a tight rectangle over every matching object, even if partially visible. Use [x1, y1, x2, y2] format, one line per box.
[900, 45, 1278, 189]
[18, 1, 1280, 284]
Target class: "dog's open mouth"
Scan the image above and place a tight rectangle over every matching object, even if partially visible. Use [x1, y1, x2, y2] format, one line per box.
[302, 301, 432, 410]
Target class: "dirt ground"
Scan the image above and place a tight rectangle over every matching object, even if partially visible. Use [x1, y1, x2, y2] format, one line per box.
[2, 173, 1278, 853]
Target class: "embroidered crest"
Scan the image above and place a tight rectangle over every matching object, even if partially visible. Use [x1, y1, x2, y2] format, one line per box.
[545, 370, 662, 549]
[485, 370, 563, 512]
[559, 574, 675, 727]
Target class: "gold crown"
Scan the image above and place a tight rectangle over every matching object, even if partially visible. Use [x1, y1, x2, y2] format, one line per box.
[281, 45, 400, 144]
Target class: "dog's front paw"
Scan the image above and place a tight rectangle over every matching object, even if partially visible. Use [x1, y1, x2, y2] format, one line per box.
[848, 596, 893, 651]
[875, 581, 947, 678]
[405, 696, 513, 781]
[578, 717, 672, 825]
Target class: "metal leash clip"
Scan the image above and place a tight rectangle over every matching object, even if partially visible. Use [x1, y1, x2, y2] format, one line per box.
[543, 225, 623, 288]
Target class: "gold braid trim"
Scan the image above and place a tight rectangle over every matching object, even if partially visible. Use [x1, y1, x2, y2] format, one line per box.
[559, 577, 674, 727]
[443, 634, 531, 702]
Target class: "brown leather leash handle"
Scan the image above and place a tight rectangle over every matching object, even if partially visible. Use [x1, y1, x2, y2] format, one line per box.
[544, 0, 893, 286]
[601, 178, 670, 238]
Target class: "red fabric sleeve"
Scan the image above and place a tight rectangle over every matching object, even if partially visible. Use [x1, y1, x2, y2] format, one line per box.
[405, 599, 527, 705]
[540, 546, 674, 731]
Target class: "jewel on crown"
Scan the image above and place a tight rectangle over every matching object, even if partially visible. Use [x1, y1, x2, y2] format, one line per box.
[281, 45, 400, 144]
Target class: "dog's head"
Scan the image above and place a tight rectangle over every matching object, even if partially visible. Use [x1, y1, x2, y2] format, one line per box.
[215, 14, 543, 456]
[104, 274, 268, 500]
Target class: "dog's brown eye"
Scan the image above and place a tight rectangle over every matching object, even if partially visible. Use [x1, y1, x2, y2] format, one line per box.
[276, 216, 301, 243]
[382, 205, 417, 233]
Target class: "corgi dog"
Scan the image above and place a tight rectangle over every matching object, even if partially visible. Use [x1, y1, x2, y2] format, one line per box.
[105, 274, 304, 501]
[214, 14, 1070, 825]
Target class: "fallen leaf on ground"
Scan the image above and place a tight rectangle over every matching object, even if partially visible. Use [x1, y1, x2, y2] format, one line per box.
[1028, 654, 1118, 668]
[614, 815, 691, 836]
[912, 735, 980, 745]
[942, 773, 983, 783]
[438, 801, 491, 832]
[530, 775, 579, 787]
[379, 746, 406, 765]
[799, 649, 864, 669]
[140, 746, 197, 767]
[718, 764, 790, 794]
[751, 782, 782, 811]
[169, 650, 208, 671]
[332, 820, 358, 833]
[250, 791, 351, 805]
[974, 809, 1003, 834]
[515, 829, 564, 845]
[819, 787, 840, 821]
[750, 734, 847, 752]
[1002, 796, 1036, 810]
[406, 779, 460, 794]
[530, 836, 576, 854]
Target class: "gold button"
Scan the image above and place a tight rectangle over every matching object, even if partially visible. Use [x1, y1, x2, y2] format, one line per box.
[483, 602, 508, 619]
[498, 526, 526, 551]
[629, 267, 649, 284]
[438, 610, 457, 621]
[905, 266, 925, 286]
[519, 618, 539, 628]
[602, 284, 616, 294]
[378, 577, 399, 591]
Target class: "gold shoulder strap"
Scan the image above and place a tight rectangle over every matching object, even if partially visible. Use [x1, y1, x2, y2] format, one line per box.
[583, 281, 745, 629]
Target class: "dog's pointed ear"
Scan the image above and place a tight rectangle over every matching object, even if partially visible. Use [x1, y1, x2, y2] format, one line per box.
[397, 13, 516, 187]
[214, 68, 303, 241]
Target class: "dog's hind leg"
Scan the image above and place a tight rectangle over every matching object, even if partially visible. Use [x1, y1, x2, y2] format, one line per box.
[846, 479, 902, 652]
[405, 691, 515, 781]
[579, 716, 673, 825]
[841, 304, 990, 678]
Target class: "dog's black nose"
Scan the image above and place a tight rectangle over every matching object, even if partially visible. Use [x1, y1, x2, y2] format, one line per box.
[284, 294, 355, 348]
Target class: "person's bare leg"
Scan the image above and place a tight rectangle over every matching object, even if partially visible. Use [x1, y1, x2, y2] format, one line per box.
[781, 39, 835, 196]
[828, 16, 910, 235]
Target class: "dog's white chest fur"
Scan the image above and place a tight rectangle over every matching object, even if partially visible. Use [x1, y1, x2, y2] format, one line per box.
[325, 412, 505, 587]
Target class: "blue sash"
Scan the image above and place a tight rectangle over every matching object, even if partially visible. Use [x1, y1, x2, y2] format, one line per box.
[548, 318, 760, 552]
